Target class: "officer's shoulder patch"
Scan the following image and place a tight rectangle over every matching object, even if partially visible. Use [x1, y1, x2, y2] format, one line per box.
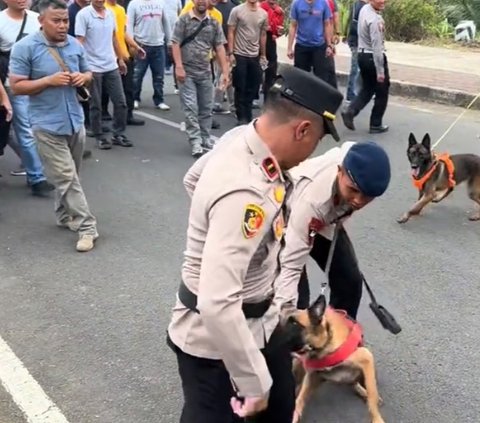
[243, 203, 265, 239]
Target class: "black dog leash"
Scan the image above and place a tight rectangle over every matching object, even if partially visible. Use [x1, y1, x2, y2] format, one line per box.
[323, 223, 402, 335]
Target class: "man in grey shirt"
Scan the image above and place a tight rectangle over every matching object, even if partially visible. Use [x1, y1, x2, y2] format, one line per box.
[227, 0, 267, 125]
[171, 0, 229, 158]
[341, 0, 389, 134]
[127, 0, 172, 110]
[76, 0, 132, 149]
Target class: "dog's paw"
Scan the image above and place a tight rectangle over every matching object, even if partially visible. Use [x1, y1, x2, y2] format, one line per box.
[396, 214, 410, 224]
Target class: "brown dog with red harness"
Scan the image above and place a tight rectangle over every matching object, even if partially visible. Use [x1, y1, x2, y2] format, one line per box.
[283, 294, 385, 423]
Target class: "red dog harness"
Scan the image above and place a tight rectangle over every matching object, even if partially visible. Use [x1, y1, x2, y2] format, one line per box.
[301, 308, 364, 370]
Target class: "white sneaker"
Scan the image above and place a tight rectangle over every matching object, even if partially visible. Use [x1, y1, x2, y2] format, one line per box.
[134, 101, 140, 109]
[156, 102, 170, 111]
[174, 89, 179, 95]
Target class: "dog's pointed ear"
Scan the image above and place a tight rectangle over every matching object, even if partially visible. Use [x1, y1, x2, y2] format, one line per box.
[408, 133, 417, 148]
[308, 294, 327, 326]
[421, 133, 431, 150]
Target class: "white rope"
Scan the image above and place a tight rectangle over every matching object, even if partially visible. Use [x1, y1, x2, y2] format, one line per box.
[432, 92, 480, 149]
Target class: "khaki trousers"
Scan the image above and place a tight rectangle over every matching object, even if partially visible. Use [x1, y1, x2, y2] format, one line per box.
[34, 127, 97, 236]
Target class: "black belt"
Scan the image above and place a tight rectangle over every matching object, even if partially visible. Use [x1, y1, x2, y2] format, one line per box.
[178, 280, 272, 319]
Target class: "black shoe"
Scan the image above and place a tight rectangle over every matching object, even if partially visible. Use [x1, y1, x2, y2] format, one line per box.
[102, 112, 112, 121]
[211, 119, 221, 129]
[97, 138, 112, 150]
[112, 135, 133, 147]
[341, 111, 355, 131]
[82, 149, 92, 159]
[369, 125, 389, 134]
[127, 117, 145, 126]
[31, 180, 55, 197]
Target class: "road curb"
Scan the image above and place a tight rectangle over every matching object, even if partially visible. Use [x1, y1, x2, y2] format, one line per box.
[333, 70, 480, 110]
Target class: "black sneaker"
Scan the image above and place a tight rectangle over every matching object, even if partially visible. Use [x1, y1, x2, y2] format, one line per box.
[82, 149, 92, 159]
[97, 138, 112, 150]
[127, 116, 145, 126]
[369, 125, 389, 134]
[112, 135, 133, 147]
[31, 180, 55, 197]
[341, 111, 355, 131]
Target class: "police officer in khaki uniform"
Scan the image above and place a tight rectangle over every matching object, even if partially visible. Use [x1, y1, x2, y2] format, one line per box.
[341, 0, 389, 134]
[167, 64, 343, 422]
[274, 141, 391, 319]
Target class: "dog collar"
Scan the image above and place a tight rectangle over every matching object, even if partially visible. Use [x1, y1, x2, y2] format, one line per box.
[300, 308, 364, 370]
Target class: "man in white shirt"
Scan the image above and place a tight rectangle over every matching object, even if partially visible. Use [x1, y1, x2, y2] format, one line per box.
[127, 0, 172, 110]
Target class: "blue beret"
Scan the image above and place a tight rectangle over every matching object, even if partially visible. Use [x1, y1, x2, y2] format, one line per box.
[342, 141, 391, 197]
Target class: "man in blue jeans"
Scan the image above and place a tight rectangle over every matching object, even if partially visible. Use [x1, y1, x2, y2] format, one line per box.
[127, 0, 172, 110]
[345, 0, 367, 102]
[0, 0, 54, 195]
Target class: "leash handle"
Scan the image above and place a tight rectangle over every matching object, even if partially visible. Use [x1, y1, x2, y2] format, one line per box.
[320, 224, 340, 293]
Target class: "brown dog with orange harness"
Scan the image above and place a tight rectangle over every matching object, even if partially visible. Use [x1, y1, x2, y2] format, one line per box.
[284, 294, 385, 423]
[397, 133, 480, 223]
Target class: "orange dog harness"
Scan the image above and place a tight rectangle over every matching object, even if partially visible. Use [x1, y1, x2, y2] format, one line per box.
[412, 153, 456, 191]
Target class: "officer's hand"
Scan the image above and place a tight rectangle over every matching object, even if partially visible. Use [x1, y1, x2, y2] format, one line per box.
[377, 74, 385, 83]
[175, 65, 186, 83]
[230, 395, 269, 417]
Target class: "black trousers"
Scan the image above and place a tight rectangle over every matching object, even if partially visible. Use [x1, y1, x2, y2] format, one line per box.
[232, 54, 262, 123]
[262, 32, 277, 102]
[294, 43, 337, 89]
[102, 57, 135, 118]
[349, 52, 390, 127]
[297, 227, 363, 319]
[167, 327, 295, 423]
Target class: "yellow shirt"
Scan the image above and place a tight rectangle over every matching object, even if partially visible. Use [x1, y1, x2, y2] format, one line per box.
[180, 1, 223, 25]
[105, 2, 129, 59]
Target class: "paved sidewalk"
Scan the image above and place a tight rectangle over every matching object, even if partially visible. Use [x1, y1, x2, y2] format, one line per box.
[276, 37, 480, 109]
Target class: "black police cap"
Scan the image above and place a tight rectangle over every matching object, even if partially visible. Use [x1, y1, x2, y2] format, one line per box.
[270, 64, 344, 142]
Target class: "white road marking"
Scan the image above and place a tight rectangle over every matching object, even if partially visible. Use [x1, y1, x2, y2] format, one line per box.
[134, 110, 219, 141]
[0, 336, 70, 423]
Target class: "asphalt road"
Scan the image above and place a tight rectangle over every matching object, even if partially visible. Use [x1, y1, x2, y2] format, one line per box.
[1, 77, 480, 423]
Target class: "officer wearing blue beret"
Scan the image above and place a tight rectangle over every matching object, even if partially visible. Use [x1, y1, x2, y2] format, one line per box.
[273, 140, 391, 319]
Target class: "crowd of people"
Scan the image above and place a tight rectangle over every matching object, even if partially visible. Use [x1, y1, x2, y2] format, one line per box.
[0, 0, 389, 253]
